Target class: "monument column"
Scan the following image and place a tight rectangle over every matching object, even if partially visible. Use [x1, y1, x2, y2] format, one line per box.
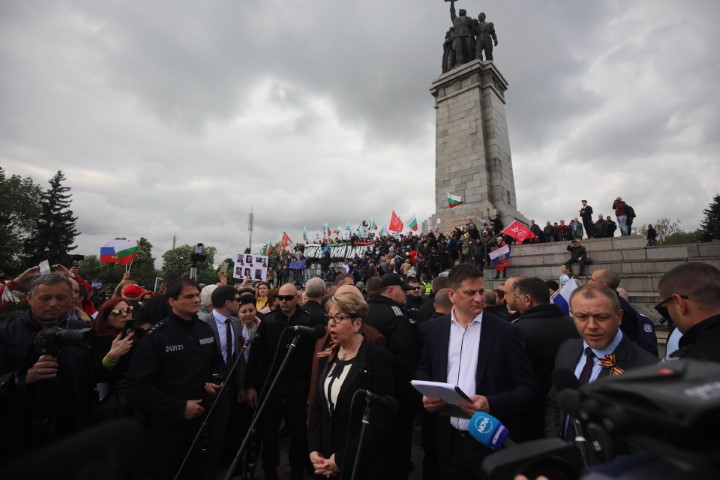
[429, 59, 526, 232]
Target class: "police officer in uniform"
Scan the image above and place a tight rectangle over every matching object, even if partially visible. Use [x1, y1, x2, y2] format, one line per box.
[125, 278, 226, 480]
[365, 273, 419, 480]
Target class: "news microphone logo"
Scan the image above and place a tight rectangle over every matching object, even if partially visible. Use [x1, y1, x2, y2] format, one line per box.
[468, 412, 510, 450]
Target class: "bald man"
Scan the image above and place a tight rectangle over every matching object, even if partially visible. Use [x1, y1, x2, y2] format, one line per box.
[244, 283, 320, 480]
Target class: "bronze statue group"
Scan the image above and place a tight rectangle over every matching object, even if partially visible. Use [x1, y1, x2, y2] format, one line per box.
[443, 0, 498, 73]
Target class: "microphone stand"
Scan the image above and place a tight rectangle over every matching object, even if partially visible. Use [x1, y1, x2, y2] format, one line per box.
[173, 340, 250, 480]
[223, 334, 303, 480]
[348, 392, 375, 480]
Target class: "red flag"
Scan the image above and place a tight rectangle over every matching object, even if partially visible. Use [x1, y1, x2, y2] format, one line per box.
[280, 232, 293, 249]
[501, 220, 537, 244]
[388, 211, 404, 232]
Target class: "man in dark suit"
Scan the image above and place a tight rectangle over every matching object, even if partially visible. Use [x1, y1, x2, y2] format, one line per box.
[416, 264, 539, 480]
[513, 277, 580, 440]
[545, 284, 658, 464]
[201, 286, 246, 477]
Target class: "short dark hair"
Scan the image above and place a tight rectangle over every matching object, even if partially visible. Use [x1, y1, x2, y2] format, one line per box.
[211, 285, 239, 308]
[658, 262, 720, 311]
[166, 278, 199, 299]
[447, 264, 483, 290]
[570, 284, 620, 311]
[431, 275, 450, 292]
[494, 288, 506, 300]
[515, 277, 551, 305]
[546, 280, 560, 292]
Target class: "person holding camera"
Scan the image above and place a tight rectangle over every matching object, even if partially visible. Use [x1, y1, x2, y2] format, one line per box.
[0, 272, 94, 462]
[566, 239, 591, 277]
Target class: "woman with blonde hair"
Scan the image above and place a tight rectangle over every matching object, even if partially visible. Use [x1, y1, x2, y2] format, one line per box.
[308, 292, 394, 479]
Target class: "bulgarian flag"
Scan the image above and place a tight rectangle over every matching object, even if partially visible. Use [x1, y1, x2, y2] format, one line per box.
[407, 212, 418, 231]
[334, 225, 343, 235]
[100, 239, 138, 266]
[389, 210, 404, 232]
[379, 225, 386, 236]
[323, 223, 331, 238]
[266, 241, 275, 255]
[370, 218, 378, 230]
[303, 226, 309, 243]
[448, 193, 463, 209]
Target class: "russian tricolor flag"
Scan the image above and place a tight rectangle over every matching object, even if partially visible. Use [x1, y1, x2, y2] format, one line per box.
[550, 278, 581, 315]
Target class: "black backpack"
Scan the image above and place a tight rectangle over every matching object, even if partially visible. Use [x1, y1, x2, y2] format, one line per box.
[626, 205, 636, 219]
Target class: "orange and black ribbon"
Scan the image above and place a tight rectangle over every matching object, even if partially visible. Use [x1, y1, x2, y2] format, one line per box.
[598, 353, 624, 376]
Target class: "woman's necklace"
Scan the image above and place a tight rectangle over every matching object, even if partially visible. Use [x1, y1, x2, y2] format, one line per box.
[338, 336, 361, 361]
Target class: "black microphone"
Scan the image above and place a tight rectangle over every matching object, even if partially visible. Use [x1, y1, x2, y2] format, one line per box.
[289, 324, 326, 338]
[359, 389, 399, 414]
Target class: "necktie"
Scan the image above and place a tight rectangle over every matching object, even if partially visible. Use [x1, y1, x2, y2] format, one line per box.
[225, 319, 233, 367]
[564, 347, 595, 440]
[578, 347, 596, 385]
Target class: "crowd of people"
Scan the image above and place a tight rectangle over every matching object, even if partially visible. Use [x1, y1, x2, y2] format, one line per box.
[1, 250, 719, 480]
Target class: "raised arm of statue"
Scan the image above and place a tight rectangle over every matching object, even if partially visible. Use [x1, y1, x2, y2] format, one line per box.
[450, 0, 456, 21]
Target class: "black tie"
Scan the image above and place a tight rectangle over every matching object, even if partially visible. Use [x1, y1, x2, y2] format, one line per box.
[578, 347, 595, 385]
[564, 347, 595, 441]
[225, 319, 233, 367]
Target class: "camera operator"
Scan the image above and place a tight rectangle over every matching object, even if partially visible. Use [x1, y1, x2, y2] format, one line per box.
[0, 272, 94, 462]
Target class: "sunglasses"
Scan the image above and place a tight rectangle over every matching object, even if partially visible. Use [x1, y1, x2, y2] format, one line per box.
[653, 295, 688, 318]
[110, 306, 134, 316]
[277, 295, 296, 302]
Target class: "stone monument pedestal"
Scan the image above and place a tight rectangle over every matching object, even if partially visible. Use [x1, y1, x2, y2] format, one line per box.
[429, 59, 527, 233]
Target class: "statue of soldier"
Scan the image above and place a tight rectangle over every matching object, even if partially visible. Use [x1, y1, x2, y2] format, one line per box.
[449, 0, 475, 66]
[474, 12, 498, 61]
[442, 27, 455, 73]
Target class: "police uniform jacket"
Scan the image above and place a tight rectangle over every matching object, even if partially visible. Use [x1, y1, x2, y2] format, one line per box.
[125, 313, 226, 423]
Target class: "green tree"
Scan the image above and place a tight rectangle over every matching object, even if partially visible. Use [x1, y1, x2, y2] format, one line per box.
[161, 244, 217, 281]
[129, 237, 159, 287]
[701, 194, 720, 240]
[0, 167, 43, 273]
[23, 170, 79, 266]
[664, 230, 704, 244]
[636, 218, 681, 245]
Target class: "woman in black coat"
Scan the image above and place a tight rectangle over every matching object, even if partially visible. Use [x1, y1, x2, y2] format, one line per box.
[308, 292, 395, 480]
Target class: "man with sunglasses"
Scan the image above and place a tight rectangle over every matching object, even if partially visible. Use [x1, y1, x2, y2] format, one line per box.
[244, 283, 321, 480]
[656, 262, 720, 362]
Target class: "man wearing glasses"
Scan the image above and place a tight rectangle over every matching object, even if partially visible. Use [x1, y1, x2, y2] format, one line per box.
[656, 262, 720, 362]
[244, 283, 321, 480]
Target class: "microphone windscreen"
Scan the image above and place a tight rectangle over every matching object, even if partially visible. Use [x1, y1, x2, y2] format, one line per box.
[557, 389, 582, 416]
[552, 368, 579, 392]
[468, 412, 510, 450]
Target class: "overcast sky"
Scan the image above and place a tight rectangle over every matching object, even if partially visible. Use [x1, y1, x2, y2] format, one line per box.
[2, 0, 719, 266]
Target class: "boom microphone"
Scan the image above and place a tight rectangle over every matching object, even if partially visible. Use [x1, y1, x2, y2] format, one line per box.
[289, 324, 326, 338]
[468, 412, 515, 450]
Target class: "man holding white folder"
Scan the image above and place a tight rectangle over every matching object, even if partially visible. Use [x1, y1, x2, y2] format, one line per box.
[415, 264, 539, 480]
